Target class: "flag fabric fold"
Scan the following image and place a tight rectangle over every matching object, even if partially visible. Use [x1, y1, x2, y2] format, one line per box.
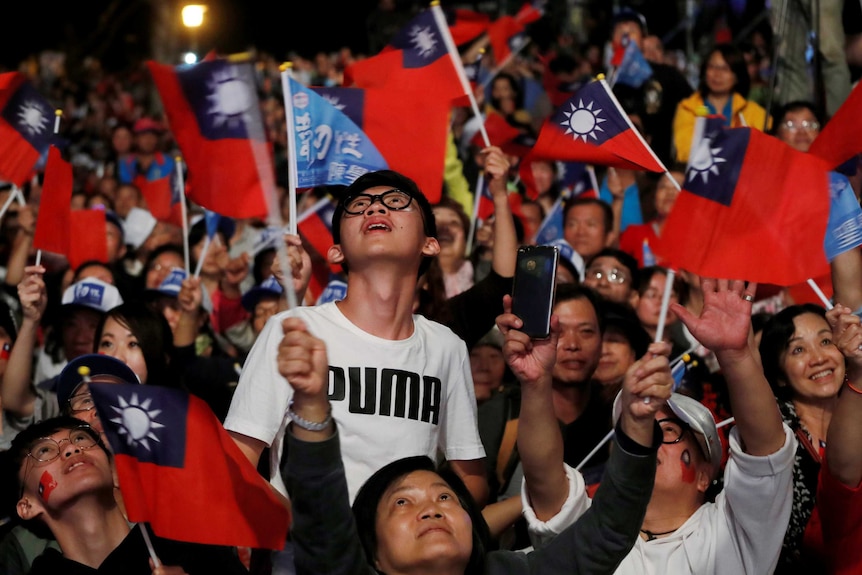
[446, 8, 491, 46]
[137, 168, 184, 226]
[809, 80, 862, 169]
[147, 59, 272, 220]
[311, 86, 450, 203]
[654, 127, 830, 285]
[287, 77, 389, 188]
[525, 77, 668, 174]
[33, 145, 72, 256]
[487, 2, 544, 66]
[68, 209, 108, 270]
[89, 382, 290, 550]
[0, 72, 57, 186]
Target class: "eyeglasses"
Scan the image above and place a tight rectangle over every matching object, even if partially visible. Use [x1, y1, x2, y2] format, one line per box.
[586, 267, 629, 285]
[26, 427, 99, 463]
[780, 119, 820, 133]
[69, 392, 95, 413]
[342, 189, 414, 215]
[657, 418, 689, 445]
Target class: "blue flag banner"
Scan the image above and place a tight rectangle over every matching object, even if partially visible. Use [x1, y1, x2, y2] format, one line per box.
[824, 171, 862, 261]
[615, 38, 653, 88]
[289, 77, 389, 188]
[534, 197, 564, 245]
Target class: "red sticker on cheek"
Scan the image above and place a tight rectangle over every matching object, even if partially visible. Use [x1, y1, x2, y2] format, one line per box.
[680, 450, 696, 484]
[38, 471, 58, 501]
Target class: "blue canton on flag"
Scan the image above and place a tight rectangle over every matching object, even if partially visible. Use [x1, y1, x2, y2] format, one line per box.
[2, 81, 55, 152]
[551, 82, 627, 146]
[824, 171, 862, 261]
[290, 78, 388, 188]
[685, 128, 748, 207]
[90, 383, 188, 467]
[176, 60, 263, 141]
[390, 9, 448, 68]
[534, 197, 564, 244]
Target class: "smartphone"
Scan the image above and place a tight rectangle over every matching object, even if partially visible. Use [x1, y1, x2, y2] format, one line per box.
[511, 245, 559, 339]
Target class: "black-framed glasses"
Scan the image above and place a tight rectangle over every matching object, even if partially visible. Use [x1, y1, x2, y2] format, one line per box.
[657, 418, 689, 445]
[586, 267, 629, 285]
[780, 119, 820, 133]
[69, 392, 95, 413]
[26, 426, 99, 463]
[342, 189, 414, 215]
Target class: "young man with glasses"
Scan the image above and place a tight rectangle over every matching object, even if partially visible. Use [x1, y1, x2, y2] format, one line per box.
[583, 248, 641, 307]
[6, 416, 247, 574]
[225, 151, 512, 515]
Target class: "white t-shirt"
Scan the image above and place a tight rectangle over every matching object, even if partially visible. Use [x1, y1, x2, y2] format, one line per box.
[526, 424, 797, 575]
[224, 302, 486, 501]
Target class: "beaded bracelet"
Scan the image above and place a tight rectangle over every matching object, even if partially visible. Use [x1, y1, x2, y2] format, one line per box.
[287, 400, 333, 431]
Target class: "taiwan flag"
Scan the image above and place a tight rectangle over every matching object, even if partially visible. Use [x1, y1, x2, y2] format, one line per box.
[89, 383, 290, 550]
[287, 77, 388, 188]
[297, 197, 339, 298]
[343, 6, 465, 104]
[655, 127, 830, 285]
[147, 59, 272, 220]
[68, 209, 108, 270]
[33, 146, 72, 257]
[487, 2, 544, 66]
[809, 80, 862, 170]
[311, 86, 450, 203]
[0, 72, 57, 186]
[137, 168, 183, 226]
[527, 78, 667, 174]
[446, 7, 491, 46]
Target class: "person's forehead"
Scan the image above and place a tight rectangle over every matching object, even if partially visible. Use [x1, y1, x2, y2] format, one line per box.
[554, 297, 598, 323]
[569, 204, 604, 221]
[353, 184, 401, 196]
[588, 256, 625, 270]
[782, 108, 817, 124]
[433, 206, 460, 219]
[603, 328, 633, 346]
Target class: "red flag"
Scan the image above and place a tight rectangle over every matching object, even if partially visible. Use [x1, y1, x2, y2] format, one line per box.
[33, 146, 71, 256]
[89, 383, 290, 550]
[809, 81, 862, 169]
[343, 7, 465, 105]
[311, 86, 451, 203]
[655, 127, 830, 285]
[0, 72, 56, 186]
[446, 8, 491, 46]
[68, 209, 108, 270]
[146, 59, 272, 220]
[487, 2, 543, 65]
[136, 173, 183, 226]
[297, 197, 337, 272]
[525, 77, 667, 173]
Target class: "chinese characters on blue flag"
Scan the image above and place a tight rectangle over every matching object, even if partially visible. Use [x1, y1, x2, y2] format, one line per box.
[655, 127, 830, 285]
[0, 72, 58, 186]
[89, 383, 289, 550]
[147, 59, 273, 220]
[287, 77, 388, 188]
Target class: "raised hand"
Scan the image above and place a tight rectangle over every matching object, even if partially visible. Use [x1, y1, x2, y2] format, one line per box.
[277, 317, 329, 402]
[621, 341, 673, 422]
[270, 234, 312, 301]
[17, 265, 47, 323]
[496, 294, 558, 386]
[671, 278, 757, 352]
[177, 276, 204, 315]
[827, 303, 862, 371]
[480, 146, 511, 199]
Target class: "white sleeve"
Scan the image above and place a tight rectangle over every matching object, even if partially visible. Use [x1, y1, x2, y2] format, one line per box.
[718, 423, 797, 574]
[223, 311, 293, 446]
[522, 463, 592, 549]
[438, 342, 486, 462]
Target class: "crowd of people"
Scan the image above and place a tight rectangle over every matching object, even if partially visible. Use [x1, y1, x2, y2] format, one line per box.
[1, 1, 862, 574]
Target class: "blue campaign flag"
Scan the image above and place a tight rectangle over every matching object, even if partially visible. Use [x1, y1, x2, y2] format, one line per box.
[288, 77, 389, 188]
[614, 38, 653, 88]
[824, 171, 862, 261]
[671, 358, 688, 392]
[533, 197, 564, 245]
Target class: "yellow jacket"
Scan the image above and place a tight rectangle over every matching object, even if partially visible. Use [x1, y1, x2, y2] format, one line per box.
[672, 92, 770, 163]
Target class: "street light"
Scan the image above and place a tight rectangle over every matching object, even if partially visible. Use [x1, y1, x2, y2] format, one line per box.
[181, 4, 207, 61]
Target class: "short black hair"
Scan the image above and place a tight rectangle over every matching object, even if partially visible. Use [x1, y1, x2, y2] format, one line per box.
[554, 283, 605, 334]
[586, 247, 641, 291]
[563, 196, 614, 236]
[351, 456, 489, 573]
[611, 8, 648, 35]
[331, 170, 437, 275]
[771, 100, 824, 134]
[699, 43, 750, 99]
[601, 299, 650, 358]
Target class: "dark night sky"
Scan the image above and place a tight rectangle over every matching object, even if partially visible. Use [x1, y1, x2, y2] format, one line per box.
[1, 0, 383, 71]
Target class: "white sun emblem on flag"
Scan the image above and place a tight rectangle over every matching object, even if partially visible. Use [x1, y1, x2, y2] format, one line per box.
[560, 99, 607, 142]
[16, 100, 50, 136]
[688, 138, 727, 184]
[206, 66, 254, 129]
[109, 394, 165, 451]
[409, 25, 438, 58]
